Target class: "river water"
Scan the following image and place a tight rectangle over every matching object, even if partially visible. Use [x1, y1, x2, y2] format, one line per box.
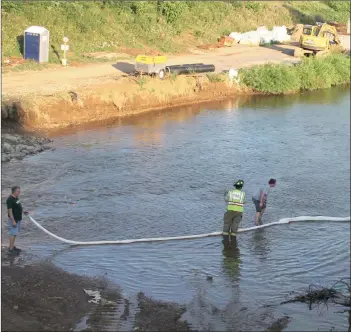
[2, 86, 350, 331]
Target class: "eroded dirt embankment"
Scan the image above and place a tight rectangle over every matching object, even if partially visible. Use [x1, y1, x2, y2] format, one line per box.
[2, 74, 250, 131]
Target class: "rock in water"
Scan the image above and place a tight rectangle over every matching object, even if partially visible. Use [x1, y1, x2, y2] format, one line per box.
[2, 142, 13, 154]
[26, 146, 36, 154]
[2, 134, 19, 143]
[13, 153, 24, 160]
[1, 155, 10, 163]
[1, 132, 53, 163]
[15, 145, 25, 153]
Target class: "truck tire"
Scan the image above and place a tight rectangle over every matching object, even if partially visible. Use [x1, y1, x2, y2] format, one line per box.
[158, 69, 165, 80]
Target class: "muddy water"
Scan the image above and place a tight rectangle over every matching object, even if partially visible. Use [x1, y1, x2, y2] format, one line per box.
[2, 86, 350, 331]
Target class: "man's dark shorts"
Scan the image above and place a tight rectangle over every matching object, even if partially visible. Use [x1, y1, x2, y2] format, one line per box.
[252, 197, 266, 212]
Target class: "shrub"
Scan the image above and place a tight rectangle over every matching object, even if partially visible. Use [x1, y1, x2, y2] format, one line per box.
[297, 54, 350, 90]
[239, 63, 300, 94]
[322, 53, 351, 85]
[239, 54, 350, 94]
[161, 1, 188, 24]
[297, 56, 335, 90]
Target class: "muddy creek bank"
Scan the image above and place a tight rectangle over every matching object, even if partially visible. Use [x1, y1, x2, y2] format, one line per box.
[1, 261, 194, 332]
[1, 263, 119, 331]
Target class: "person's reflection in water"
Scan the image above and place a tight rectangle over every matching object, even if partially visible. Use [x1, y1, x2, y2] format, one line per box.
[222, 235, 241, 282]
[250, 229, 270, 262]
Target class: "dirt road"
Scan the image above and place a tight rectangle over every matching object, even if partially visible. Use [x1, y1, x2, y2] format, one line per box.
[2, 44, 299, 97]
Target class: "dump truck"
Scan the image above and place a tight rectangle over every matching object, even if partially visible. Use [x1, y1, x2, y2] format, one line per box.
[294, 23, 341, 57]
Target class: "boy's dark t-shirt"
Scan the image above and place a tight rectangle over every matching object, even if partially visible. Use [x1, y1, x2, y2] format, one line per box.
[6, 195, 23, 222]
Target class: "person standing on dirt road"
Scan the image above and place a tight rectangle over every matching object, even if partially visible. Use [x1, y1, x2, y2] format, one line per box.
[7, 186, 28, 254]
[252, 178, 276, 226]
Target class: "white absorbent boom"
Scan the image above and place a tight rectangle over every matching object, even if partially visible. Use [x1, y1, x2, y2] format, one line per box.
[28, 215, 350, 247]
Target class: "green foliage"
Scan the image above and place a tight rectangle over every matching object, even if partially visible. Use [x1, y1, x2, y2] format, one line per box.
[297, 53, 350, 89]
[326, 1, 351, 14]
[1, 0, 350, 65]
[1, 1, 26, 13]
[169, 72, 178, 82]
[161, 1, 188, 24]
[240, 63, 300, 94]
[136, 76, 147, 89]
[207, 73, 226, 83]
[245, 1, 265, 12]
[326, 53, 351, 85]
[287, 1, 350, 24]
[239, 54, 350, 94]
[297, 57, 333, 90]
[228, 1, 243, 9]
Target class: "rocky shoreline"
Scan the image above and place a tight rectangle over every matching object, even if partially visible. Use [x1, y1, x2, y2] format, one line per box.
[1, 132, 53, 163]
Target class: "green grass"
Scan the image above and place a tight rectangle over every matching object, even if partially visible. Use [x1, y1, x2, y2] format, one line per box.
[284, 1, 350, 25]
[2, 1, 349, 69]
[239, 53, 350, 94]
[136, 76, 148, 90]
[2, 60, 51, 73]
[206, 73, 226, 83]
[1, 1, 298, 62]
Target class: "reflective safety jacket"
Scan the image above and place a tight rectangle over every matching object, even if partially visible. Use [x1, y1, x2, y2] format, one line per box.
[226, 189, 245, 213]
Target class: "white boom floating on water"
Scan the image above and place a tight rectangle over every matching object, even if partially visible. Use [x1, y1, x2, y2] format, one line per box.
[28, 215, 350, 247]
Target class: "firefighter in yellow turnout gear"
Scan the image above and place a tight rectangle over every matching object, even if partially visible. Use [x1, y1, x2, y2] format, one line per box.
[223, 180, 245, 236]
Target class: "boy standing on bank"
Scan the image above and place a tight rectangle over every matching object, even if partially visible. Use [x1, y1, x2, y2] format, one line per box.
[7, 186, 28, 254]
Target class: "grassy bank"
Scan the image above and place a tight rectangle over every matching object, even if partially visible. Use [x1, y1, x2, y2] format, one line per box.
[239, 53, 351, 94]
[2, 1, 350, 64]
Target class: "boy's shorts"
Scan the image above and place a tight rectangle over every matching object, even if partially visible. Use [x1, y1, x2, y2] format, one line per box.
[252, 198, 266, 212]
[8, 218, 21, 236]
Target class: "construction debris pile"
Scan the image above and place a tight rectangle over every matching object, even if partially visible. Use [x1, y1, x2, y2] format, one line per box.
[229, 26, 291, 46]
[199, 25, 294, 50]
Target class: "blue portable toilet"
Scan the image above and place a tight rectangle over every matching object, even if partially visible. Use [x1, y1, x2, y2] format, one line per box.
[24, 26, 49, 63]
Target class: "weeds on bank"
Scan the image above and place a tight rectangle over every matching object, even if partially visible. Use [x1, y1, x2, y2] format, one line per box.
[169, 72, 178, 82]
[3, 60, 51, 73]
[206, 73, 226, 83]
[239, 54, 350, 94]
[136, 76, 147, 90]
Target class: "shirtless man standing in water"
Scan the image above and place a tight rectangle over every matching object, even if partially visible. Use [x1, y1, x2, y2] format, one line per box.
[252, 178, 276, 225]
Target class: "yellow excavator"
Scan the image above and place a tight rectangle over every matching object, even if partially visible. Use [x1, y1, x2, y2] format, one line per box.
[294, 23, 341, 57]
